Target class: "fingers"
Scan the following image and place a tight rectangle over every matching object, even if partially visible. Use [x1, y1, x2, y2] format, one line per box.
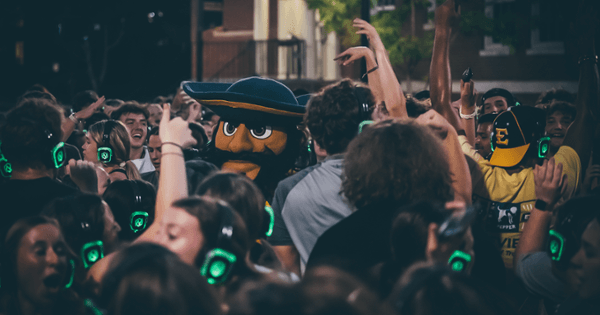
[90, 96, 106, 110]
[552, 162, 564, 186]
[161, 103, 171, 126]
[545, 157, 556, 183]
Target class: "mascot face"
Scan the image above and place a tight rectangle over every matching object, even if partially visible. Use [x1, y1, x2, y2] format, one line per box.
[215, 121, 288, 179]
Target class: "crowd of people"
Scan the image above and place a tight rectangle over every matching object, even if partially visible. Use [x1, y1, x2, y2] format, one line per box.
[0, 0, 599, 314]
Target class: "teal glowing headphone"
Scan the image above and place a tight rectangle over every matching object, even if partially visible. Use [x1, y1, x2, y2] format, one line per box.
[264, 204, 275, 238]
[129, 181, 149, 234]
[97, 121, 116, 164]
[200, 202, 237, 285]
[80, 221, 104, 269]
[0, 141, 12, 178]
[437, 206, 476, 273]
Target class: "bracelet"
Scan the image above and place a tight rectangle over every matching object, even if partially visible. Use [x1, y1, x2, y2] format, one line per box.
[578, 55, 598, 65]
[161, 152, 184, 158]
[459, 106, 478, 120]
[535, 199, 549, 211]
[361, 65, 379, 79]
[162, 142, 183, 150]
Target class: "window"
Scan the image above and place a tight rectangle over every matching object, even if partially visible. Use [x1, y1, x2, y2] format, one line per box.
[479, 0, 513, 57]
[371, 0, 395, 16]
[526, 1, 564, 55]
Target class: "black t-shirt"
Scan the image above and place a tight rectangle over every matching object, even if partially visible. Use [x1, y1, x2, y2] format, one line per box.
[0, 177, 77, 241]
[306, 206, 398, 282]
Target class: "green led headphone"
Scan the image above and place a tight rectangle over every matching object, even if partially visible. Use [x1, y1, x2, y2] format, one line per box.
[448, 250, 472, 272]
[65, 259, 75, 289]
[129, 181, 149, 234]
[79, 221, 104, 269]
[264, 204, 275, 238]
[200, 202, 237, 285]
[548, 230, 565, 261]
[0, 141, 12, 178]
[97, 121, 116, 164]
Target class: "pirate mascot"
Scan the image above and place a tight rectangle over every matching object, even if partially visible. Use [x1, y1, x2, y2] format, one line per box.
[183, 77, 306, 202]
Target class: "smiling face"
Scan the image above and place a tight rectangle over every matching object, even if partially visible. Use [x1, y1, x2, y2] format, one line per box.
[156, 208, 204, 266]
[119, 113, 148, 150]
[545, 111, 574, 150]
[482, 96, 508, 115]
[16, 224, 69, 308]
[82, 133, 99, 163]
[215, 121, 288, 180]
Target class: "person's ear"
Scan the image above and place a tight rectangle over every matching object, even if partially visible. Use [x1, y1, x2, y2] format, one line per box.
[426, 223, 439, 261]
[313, 141, 328, 157]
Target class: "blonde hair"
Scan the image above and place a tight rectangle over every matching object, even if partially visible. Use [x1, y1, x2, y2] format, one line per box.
[88, 120, 141, 180]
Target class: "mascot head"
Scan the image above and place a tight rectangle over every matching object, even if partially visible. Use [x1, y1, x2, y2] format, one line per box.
[184, 77, 306, 200]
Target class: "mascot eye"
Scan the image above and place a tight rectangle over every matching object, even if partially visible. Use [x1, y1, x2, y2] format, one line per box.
[223, 122, 238, 136]
[250, 126, 272, 139]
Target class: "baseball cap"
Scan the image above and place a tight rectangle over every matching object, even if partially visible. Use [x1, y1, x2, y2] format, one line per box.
[489, 106, 546, 167]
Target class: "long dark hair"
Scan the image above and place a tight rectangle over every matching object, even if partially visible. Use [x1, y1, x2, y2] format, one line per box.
[103, 180, 156, 242]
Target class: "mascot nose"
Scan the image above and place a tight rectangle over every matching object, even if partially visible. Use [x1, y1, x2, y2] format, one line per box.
[228, 124, 254, 153]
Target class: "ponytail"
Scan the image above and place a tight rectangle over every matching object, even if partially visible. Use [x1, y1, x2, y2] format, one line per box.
[124, 161, 141, 180]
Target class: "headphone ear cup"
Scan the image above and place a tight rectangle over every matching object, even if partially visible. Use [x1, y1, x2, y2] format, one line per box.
[448, 250, 472, 272]
[81, 241, 104, 269]
[200, 248, 237, 285]
[548, 230, 565, 262]
[538, 137, 551, 159]
[130, 211, 149, 234]
[64, 259, 75, 289]
[97, 147, 113, 164]
[0, 158, 12, 178]
[52, 142, 66, 169]
[264, 205, 275, 238]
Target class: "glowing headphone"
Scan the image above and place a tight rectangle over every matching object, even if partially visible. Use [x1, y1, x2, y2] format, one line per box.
[547, 213, 576, 267]
[64, 259, 75, 289]
[200, 202, 237, 285]
[448, 250, 472, 272]
[129, 181, 149, 234]
[80, 221, 104, 269]
[0, 141, 12, 178]
[264, 204, 275, 238]
[97, 121, 116, 164]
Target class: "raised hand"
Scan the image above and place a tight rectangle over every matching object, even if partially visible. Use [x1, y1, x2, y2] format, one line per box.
[435, 0, 460, 29]
[66, 159, 99, 194]
[460, 80, 476, 111]
[77, 96, 106, 120]
[534, 157, 568, 208]
[159, 103, 196, 149]
[334, 46, 375, 66]
[415, 109, 451, 140]
[353, 18, 385, 53]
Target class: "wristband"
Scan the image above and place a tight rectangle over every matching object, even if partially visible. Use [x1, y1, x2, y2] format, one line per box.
[459, 106, 478, 120]
[535, 199, 548, 211]
[162, 142, 183, 150]
[162, 152, 184, 158]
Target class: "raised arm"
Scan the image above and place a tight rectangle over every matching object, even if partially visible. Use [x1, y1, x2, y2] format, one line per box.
[136, 103, 196, 242]
[459, 79, 477, 145]
[61, 96, 105, 142]
[563, 4, 599, 174]
[415, 109, 472, 204]
[335, 46, 382, 103]
[354, 18, 407, 119]
[430, 0, 463, 133]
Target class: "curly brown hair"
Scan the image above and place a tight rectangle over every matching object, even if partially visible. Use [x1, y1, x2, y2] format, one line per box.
[303, 79, 374, 155]
[341, 120, 454, 210]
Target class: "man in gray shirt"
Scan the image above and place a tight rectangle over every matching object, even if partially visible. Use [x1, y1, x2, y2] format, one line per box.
[268, 79, 374, 275]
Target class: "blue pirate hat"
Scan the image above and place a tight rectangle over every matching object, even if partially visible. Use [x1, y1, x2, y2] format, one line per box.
[183, 77, 306, 125]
